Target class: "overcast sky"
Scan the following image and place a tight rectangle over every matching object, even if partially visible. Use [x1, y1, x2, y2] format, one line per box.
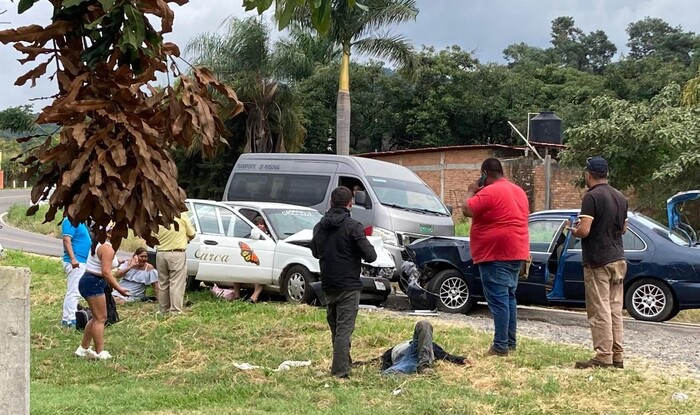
[0, 0, 697, 110]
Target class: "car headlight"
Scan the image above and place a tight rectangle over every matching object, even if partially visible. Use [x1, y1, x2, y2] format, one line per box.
[373, 226, 399, 246]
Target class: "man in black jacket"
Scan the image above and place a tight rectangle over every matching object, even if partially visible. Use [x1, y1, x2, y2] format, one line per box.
[311, 186, 377, 378]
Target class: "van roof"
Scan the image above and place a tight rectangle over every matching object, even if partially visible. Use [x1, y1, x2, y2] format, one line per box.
[222, 201, 320, 211]
[237, 153, 421, 183]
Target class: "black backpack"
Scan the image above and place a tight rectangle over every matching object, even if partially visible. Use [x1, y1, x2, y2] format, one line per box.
[75, 304, 91, 331]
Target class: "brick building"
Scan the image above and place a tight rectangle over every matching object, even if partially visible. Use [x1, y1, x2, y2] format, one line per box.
[360, 144, 584, 222]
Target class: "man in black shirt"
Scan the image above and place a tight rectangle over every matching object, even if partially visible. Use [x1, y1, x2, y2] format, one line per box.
[569, 156, 628, 369]
[311, 186, 377, 378]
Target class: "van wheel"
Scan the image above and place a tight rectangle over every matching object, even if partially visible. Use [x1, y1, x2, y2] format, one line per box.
[428, 270, 473, 314]
[186, 276, 202, 292]
[283, 265, 316, 304]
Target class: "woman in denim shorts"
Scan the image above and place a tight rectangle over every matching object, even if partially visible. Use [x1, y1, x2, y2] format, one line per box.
[75, 224, 128, 360]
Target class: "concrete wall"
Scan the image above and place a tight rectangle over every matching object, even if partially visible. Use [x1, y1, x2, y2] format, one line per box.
[0, 267, 31, 415]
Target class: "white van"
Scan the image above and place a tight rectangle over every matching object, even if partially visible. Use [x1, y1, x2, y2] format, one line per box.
[223, 153, 455, 278]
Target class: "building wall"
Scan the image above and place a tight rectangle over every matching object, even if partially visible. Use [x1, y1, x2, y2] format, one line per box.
[362, 148, 583, 222]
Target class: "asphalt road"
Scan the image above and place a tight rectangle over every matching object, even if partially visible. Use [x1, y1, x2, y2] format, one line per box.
[0, 188, 65, 257]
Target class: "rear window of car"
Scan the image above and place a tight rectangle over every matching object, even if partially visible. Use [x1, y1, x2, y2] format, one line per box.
[228, 173, 330, 207]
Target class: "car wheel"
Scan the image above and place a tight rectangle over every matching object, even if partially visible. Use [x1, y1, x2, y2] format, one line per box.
[185, 275, 202, 292]
[625, 278, 675, 322]
[427, 269, 473, 314]
[283, 265, 316, 304]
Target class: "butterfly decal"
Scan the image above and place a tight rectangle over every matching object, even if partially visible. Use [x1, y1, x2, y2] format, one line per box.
[238, 241, 260, 266]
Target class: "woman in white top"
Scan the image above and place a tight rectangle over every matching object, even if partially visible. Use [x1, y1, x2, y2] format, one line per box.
[113, 247, 159, 304]
[75, 223, 128, 360]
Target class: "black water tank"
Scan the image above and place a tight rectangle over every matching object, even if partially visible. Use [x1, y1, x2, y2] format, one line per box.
[530, 111, 562, 144]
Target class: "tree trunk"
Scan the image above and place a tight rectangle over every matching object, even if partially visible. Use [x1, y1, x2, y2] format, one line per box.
[336, 48, 351, 155]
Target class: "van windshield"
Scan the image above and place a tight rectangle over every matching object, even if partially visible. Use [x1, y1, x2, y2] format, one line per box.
[367, 176, 450, 216]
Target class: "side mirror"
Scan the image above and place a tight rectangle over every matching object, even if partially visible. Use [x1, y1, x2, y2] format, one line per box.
[353, 190, 370, 208]
[446, 205, 453, 214]
[249, 227, 263, 240]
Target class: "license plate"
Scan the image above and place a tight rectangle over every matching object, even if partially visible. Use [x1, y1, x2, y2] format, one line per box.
[374, 280, 386, 291]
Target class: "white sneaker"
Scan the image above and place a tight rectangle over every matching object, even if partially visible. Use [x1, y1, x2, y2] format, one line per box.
[94, 350, 113, 360]
[74, 345, 95, 358]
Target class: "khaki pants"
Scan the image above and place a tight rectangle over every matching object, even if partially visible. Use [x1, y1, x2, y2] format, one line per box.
[156, 251, 187, 313]
[583, 259, 627, 364]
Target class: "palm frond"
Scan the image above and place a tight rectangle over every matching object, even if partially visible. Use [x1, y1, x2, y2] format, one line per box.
[360, 0, 418, 35]
[352, 33, 417, 73]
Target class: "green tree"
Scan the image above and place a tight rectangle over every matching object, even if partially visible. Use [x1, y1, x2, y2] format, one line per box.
[561, 84, 700, 212]
[626, 17, 700, 65]
[187, 17, 306, 153]
[0, 105, 35, 133]
[292, 0, 418, 155]
[549, 16, 616, 73]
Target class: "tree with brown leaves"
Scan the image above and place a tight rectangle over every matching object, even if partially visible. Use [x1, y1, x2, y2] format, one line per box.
[0, 0, 243, 247]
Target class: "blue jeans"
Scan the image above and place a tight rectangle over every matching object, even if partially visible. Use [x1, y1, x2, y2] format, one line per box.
[382, 321, 435, 375]
[479, 261, 522, 353]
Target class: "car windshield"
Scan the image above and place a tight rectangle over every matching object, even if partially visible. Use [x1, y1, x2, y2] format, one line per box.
[366, 176, 450, 216]
[633, 213, 691, 246]
[263, 208, 322, 239]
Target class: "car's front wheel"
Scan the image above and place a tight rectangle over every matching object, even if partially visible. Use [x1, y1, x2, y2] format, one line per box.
[283, 265, 316, 304]
[428, 269, 474, 314]
[625, 278, 675, 322]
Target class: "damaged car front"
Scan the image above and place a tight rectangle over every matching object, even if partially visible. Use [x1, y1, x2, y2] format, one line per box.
[401, 236, 482, 313]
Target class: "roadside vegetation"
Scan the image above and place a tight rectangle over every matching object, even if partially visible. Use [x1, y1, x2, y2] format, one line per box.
[3, 250, 697, 414]
[5, 204, 146, 252]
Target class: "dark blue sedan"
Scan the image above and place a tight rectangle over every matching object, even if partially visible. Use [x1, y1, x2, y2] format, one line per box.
[403, 197, 700, 322]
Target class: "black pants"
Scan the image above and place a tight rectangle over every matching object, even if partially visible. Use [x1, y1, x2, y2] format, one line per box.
[324, 289, 361, 378]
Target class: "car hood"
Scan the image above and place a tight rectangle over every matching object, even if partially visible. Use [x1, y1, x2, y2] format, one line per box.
[279, 230, 395, 269]
[405, 236, 472, 267]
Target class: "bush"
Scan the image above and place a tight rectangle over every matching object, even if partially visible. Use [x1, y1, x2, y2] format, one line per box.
[455, 219, 470, 236]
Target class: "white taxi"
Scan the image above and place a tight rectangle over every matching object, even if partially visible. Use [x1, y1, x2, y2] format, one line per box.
[174, 199, 394, 304]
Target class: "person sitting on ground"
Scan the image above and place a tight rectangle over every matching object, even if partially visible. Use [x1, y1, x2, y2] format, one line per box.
[113, 247, 159, 304]
[232, 216, 270, 303]
[380, 320, 472, 375]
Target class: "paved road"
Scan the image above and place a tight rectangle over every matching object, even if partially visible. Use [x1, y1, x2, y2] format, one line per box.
[0, 189, 65, 257]
[0, 188, 131, 258]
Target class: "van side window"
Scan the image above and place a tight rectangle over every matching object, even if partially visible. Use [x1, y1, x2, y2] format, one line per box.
[228, 173, 330, 207]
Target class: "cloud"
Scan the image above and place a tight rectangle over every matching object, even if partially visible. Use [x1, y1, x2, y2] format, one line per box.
[0, 0, 698, 109]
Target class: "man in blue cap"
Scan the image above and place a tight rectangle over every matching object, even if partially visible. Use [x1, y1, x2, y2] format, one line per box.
[568, 156, 628, 369]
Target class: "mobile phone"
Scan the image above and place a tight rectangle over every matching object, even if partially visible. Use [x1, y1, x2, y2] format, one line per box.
[478, 171, 487, 187]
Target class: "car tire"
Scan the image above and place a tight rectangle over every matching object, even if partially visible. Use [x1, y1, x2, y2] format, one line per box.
[283, 265, 316, 304]
[185, 275, 202, 292]
[625, 278, 675, 322]
[427, 269, 473, 314]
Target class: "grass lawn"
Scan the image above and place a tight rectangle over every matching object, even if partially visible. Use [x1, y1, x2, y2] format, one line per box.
[2, 251, 698, 415]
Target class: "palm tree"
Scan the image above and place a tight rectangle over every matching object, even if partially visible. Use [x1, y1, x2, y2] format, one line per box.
[187, 17, 305, 153]
[293, 0, 418, 155]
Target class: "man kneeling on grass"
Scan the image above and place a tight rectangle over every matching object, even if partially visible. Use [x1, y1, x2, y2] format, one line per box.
[380, 321, 472, 376]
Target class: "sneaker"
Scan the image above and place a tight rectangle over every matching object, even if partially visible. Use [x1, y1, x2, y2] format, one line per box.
[94, 350, 113, 360]
[613, 361, 624, 369]
[574, 359, 613, 369]
[74, 345, 94, 358]
[62, 319, 76, 328]
[417, 364, 434, 375]
[486, 346, 508, 357]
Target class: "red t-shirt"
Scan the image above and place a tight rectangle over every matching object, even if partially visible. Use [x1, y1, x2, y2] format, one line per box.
[467, 178, 530, 264]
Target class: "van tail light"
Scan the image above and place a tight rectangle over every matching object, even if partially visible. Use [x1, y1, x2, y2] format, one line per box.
[364, 226, 373, 236]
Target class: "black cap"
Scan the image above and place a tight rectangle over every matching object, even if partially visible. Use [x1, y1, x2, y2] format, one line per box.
[585, 156, 608, 175]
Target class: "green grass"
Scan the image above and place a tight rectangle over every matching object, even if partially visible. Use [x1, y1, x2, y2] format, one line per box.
[2, 250, 698, 415]
[5, 203, 146, 252]
[455, 219, 470, 237]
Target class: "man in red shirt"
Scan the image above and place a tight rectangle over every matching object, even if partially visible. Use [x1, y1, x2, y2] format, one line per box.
[462, 158, 530, 356]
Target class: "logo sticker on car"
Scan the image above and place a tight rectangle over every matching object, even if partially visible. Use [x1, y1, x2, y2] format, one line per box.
[420, 224, 434, 233]
[238, 241, 260, 266]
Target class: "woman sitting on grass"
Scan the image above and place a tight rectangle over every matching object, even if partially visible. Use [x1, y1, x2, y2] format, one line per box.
[75, 223, 128, 360]
[112, 247, 159, 304]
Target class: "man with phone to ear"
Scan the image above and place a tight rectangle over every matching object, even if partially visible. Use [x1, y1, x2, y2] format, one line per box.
[462, 158, 530, 356]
